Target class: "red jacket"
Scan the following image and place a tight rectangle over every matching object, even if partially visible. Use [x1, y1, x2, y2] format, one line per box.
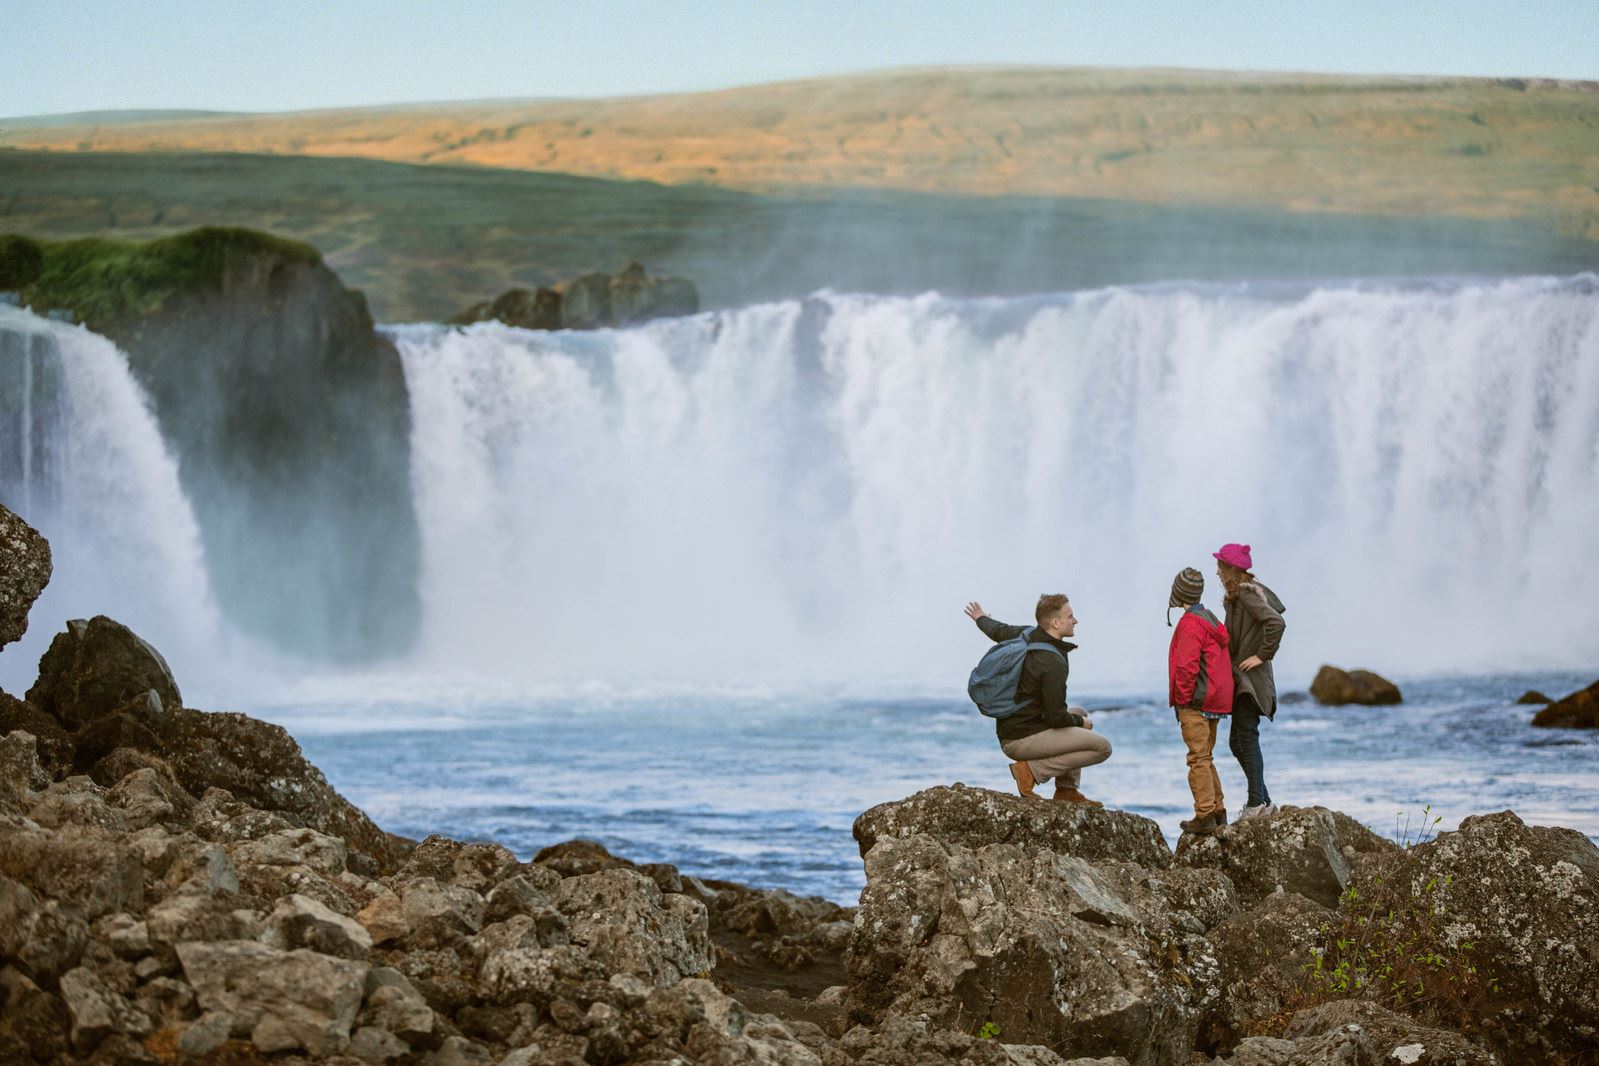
[1169, 606, 1234, 714]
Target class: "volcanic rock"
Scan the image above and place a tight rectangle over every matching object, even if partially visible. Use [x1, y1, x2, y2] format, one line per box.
[0, 502, 51, 649]
[844, 830, 1218, 1064]
[854, 783, 1172, 869]
[26, 616, 180, 728]
[1285, 1000, 1497, 1065]
[1346, 810, 1599, 1059]
[259, 892, 373, 960]
[1309, 665, 1402, 706]
[1530, 679, 1599, 728]
[1199, 890, 1327, 1051]
[1175, 805, 1398, 908]
[176, 939, 368, 1056]
[552, 867, 711, 987]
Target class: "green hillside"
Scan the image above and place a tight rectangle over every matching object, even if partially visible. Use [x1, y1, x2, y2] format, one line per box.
[2, 149, 1594, 321]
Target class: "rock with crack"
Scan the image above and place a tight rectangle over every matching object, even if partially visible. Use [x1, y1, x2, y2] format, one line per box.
[843, 831, 1220, 1065]
[1174, 805, 1396, 908]
[176, 938, 368, 1055]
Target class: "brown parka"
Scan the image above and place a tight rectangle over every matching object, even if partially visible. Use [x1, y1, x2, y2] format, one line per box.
[1223, 580, 1286, 718]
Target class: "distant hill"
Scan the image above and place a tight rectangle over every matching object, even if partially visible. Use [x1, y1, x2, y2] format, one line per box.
[4, 150, 1595, 322]
[2, 67, 1596, 236]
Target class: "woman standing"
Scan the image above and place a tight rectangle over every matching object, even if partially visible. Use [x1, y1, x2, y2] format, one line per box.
[1214, 543, 1286, 820]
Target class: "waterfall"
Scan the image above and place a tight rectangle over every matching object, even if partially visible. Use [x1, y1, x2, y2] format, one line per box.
[0, 305, 232, 698]
[394, 275, 1599, 689]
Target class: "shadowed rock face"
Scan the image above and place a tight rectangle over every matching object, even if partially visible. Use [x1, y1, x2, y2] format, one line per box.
[854, 783, 1173, 870]
[0, 502, 51, 650]
[26, 616, 181, 729]
[23, 228, 419, 662]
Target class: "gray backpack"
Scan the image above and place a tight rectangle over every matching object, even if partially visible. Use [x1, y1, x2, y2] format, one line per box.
[968, 628, 1065, 718]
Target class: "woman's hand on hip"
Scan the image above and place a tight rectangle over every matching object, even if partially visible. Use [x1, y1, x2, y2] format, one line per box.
[1239, 655, 1264, 671]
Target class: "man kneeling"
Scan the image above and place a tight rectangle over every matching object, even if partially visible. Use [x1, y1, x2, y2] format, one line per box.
[964, 594, 1111, 805]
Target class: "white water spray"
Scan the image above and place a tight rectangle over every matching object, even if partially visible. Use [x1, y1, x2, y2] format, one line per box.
[0, 306, 234, 699]
[395, 276, 1599, 691]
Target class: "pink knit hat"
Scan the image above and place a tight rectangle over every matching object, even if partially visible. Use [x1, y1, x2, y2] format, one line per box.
[1213, 543, 1253, 570]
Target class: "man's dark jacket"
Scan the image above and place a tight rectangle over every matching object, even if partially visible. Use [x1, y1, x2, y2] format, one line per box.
[975, 616, 1084, 743]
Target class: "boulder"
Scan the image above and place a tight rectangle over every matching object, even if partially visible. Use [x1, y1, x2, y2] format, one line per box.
[0, 730, 49, 799]
[1346, 810, 1599, 1058]
[448, 286, 563, 330]
[26, 616, 180, 728]
[0, 503, 51, 649]
[0, 877, 90, 982]
[844, 832, 1217, 1065]
[1220, 1027, 1376, 1065]
[1530, 680, 1599, 728]
[398, 876, 484, 949]
[1285, 1000, 1497, 1065]
[1199, 891, 1327, 1051]
[25, 775, 127, 832]
[259, 892, 373, 960]
[1174, 805, 1397, 908]
[57, 966, 151, 1051]
[608, 261, 700, 324]
[391, 834, 520, 893]
[854, 783, 1172, 869]
[1309, 665, 1402, 706]
[1514, 690, 1552, 705]
[552, 867, 711, 986]
[106, 765, 193, 830]
[0, 826, 144, 918]
[176, 939, 368, 1056]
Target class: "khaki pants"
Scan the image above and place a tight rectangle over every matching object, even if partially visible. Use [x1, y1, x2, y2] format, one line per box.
[1000, 709, 1112, 788]
[1178, 708, 1225, 817]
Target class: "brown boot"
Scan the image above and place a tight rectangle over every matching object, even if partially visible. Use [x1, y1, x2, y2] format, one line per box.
[1053, 784, 1103, 807]
[1008, 761, 1039, 799]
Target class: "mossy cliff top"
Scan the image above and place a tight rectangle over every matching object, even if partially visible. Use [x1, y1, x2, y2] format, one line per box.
[5, 226, 323, 328]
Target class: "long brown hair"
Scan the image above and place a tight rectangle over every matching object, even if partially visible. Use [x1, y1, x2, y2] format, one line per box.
[1217, 561, 1254, 602]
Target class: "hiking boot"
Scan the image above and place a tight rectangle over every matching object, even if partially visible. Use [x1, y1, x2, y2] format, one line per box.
[1215, 808, 1228, 826]
[1180, 810, 1223, 835]
[1008, 761, 1039, 799]
[1053, 785, 1103, 807]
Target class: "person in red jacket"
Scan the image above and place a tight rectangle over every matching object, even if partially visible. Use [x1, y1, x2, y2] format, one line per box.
[1168, 567, 1235, 835]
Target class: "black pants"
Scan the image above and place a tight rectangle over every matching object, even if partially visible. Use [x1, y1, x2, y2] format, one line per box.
[1228, 693, 1271, 807]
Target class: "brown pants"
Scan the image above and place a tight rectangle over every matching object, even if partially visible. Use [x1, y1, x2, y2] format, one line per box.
[1178, 708, 1225, 817]
[1000, 710, 1112, 788]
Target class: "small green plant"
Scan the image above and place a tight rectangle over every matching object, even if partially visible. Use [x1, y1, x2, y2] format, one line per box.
[976, 1021, 1002, 1040]
[1393, 803, 1444, 849]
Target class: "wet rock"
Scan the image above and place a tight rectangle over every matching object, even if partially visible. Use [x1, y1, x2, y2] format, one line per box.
[27, 616, 181, 727]
[176, 938, 368, 1056]
[1531, 679, 1599, 728]
[0, 502, 51, 650]
[1199, 890, 1327, 1051]
[844, 832, 1214, 1064]
[1514, 690, 1552, 705]
[1174, 805, 1398, 908]
[447, 285, 562, 330]
[1348, 810, 1599, 1058]
[1309, 665, 1402, 706]
[854, 783, 1172, 869]
[552, 867, 711, 986]
[259, 892, 373, 959]
[1285, 1000, 1497, 1065]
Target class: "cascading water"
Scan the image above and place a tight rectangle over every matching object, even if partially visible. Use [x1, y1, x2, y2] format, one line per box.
[394, 275, 1599, 691]
[0, 305, 232, 698]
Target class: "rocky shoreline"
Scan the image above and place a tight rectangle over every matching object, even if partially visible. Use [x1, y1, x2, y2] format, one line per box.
[2, 504, 1597, 1065]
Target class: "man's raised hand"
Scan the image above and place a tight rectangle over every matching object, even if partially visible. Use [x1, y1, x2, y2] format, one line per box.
[963, 602, 988, 621]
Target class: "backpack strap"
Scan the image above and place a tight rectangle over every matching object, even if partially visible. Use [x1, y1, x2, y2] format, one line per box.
[1019, 627, 1066, 660]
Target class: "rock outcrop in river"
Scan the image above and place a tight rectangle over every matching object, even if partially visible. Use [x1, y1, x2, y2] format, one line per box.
[2, 227, 419, 661]
[448, 263, 699, 332]
[2, 509, 1595, 1064]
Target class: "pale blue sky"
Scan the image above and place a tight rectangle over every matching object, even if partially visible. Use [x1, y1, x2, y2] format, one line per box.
[4, 0, 1596, 117]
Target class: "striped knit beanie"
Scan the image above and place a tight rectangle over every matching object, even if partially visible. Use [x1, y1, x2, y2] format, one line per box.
[1167, 567, 1204, 625]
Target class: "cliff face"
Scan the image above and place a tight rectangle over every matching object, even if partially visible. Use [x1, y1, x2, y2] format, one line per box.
[20, 228, 419, 661]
